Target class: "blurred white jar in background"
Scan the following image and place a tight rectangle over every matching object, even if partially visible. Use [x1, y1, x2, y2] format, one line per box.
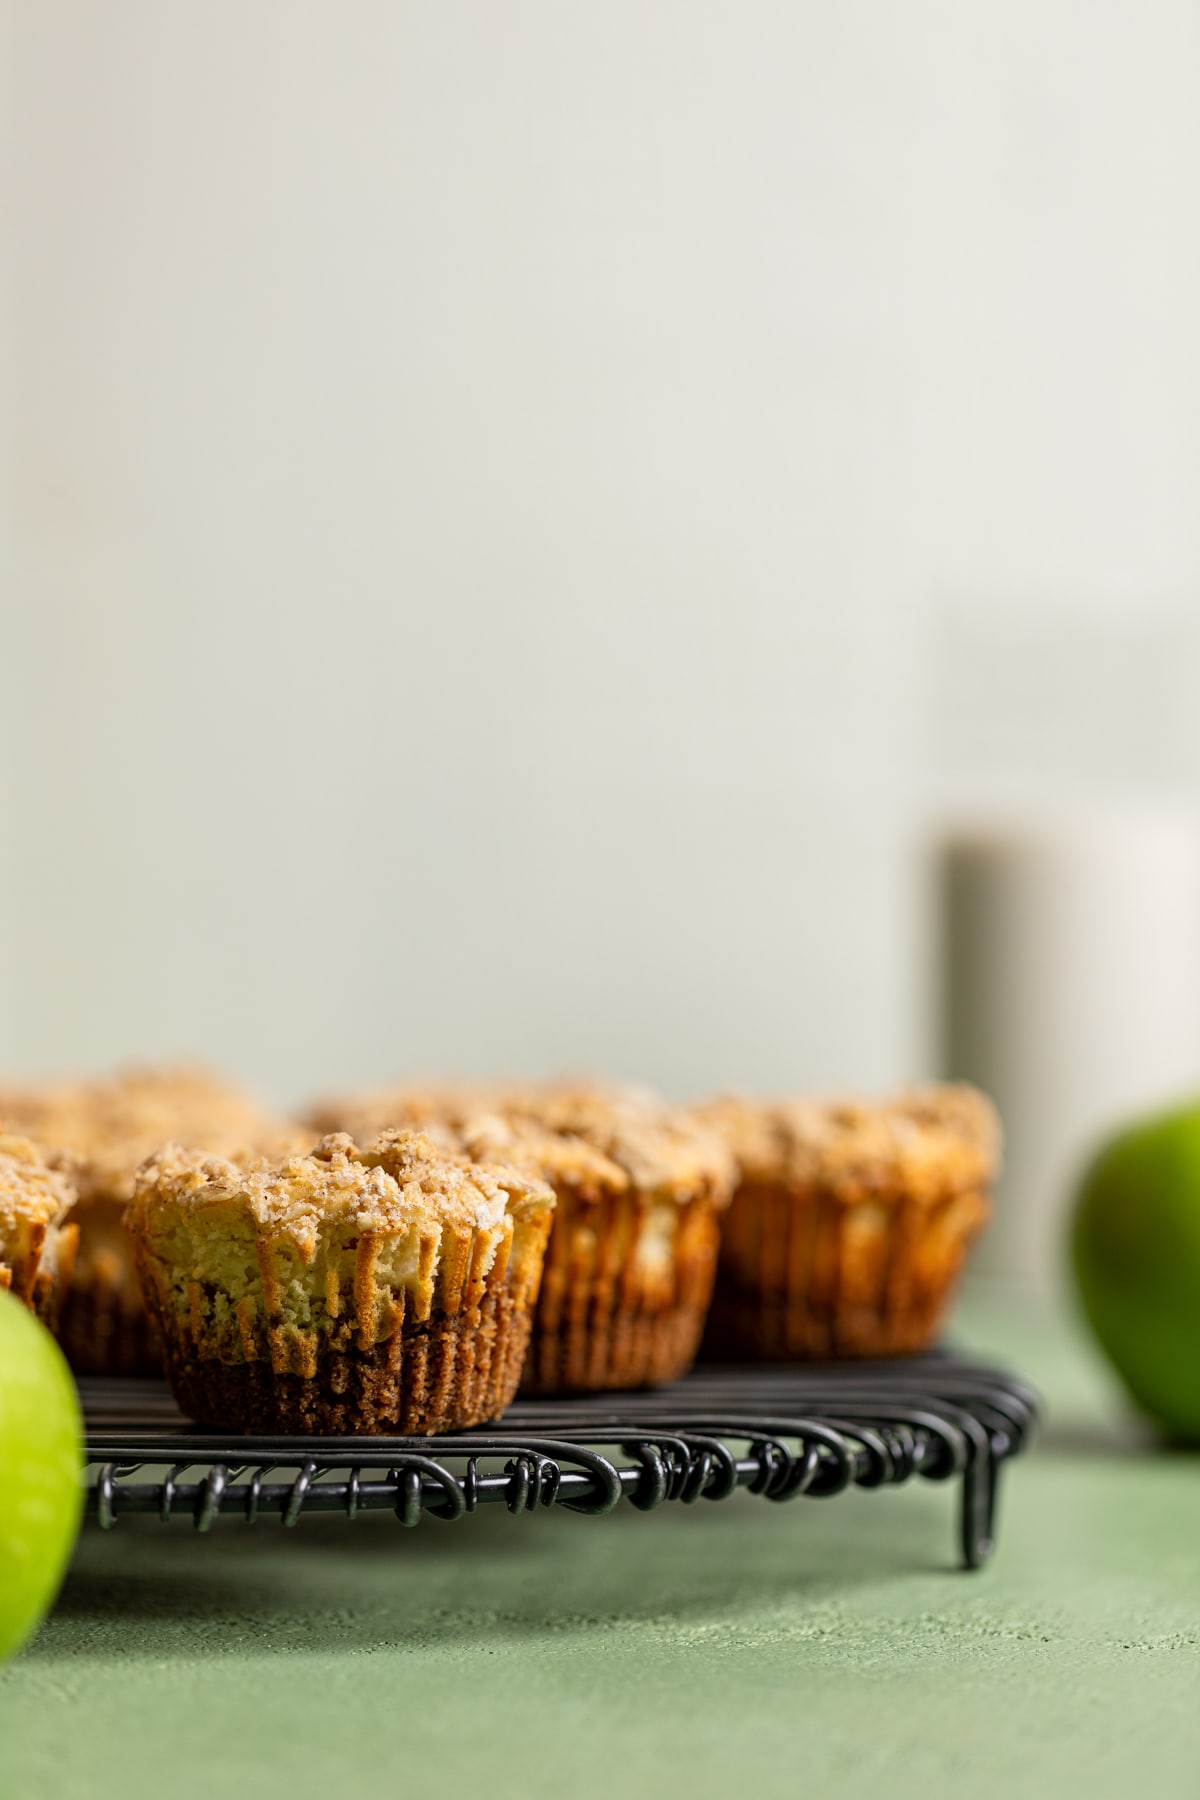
[938, 801, 1200, 1299]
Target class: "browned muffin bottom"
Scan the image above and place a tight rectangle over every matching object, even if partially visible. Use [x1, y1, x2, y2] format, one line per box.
[127, 1129, 556, 1435]
[0, 1065, 308, 1374]
[304, 1080, 737, 1394]
[59, 1300, 155, 1377]
[162, 1285, 530, 1435]
[54, 1202, 159, 1375]
[699, 1086, 1000, 1361]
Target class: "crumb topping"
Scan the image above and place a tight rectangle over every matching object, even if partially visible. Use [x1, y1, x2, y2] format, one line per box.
[133, 1127, 554, 1251]
[303, 1079, 735, 1205]
[0, 1131, 77, 1232]
[698, 1085, 1001, 1199]
[0, 1065, 307, 1208]
[303, 1081, 515, 1141]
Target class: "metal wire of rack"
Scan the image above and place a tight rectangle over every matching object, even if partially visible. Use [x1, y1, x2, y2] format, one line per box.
[79, 1350, 1037, 1569]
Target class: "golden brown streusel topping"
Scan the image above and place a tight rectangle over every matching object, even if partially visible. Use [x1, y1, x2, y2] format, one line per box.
[504, 1089, 735, 1201]
[432, 1113, 634, 1201]
[133, 1128, 554, 1251]
[0, 1131, 77, 1231]
[302, 1075, 662, 1143]
[698, 1084, 1001, 1200]
[0, 1065, 307, 1207]
[302, 1080, 513, 1141]
[303, 1079, 735, 1206]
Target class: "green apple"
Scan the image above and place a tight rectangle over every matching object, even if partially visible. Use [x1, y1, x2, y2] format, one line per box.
[1072, 1103, 1200, 1441]
[0, 1289, 83, 1663]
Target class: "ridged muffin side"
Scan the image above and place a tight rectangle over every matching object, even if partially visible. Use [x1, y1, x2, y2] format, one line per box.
[0, 1132, 79, 1331]
[699, 1086, 1000, 1360]
[125, 1129, 555, 1435]
[304, 1081, 737, 1394]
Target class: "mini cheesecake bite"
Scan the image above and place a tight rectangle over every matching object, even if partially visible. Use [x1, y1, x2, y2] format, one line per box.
[125, 1129, 556, 1434]
[700, 1085, 1000, 1360]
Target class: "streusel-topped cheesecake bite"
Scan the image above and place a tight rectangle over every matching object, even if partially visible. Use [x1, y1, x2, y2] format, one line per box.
[126, 1129, 556, 1434]
[0, 1065, 307, 1375]
[699, 1085, 1000, 1360]
[305, 1080, 736, 1394]
[463, 1098, 735, 1394]
[0, 1131, 79, 1330]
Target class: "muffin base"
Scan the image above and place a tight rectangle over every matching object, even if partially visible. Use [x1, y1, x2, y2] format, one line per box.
[158, 1286, 533, 1436]
[521, 1193, 721, 1395]
[703, 1182, 990, 1361]
[704, 1288, 958, 1360]
[58, 1274, 162, 1377]
[522, 1297, 713, 1394]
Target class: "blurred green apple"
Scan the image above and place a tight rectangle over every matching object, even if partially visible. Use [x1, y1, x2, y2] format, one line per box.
[1072, 1103, 1200, 1441]
[0, 1289, 83, 1664]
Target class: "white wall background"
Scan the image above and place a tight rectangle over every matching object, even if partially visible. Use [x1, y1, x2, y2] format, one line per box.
[4, 2, 1200, 1110]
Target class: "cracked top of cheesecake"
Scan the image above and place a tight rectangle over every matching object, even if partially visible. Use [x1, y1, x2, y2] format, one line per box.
[698, 1085, 1001, 1200]
[304, 1079, 735, 1205]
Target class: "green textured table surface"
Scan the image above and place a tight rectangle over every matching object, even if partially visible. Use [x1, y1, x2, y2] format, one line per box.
[2, 1295, 1197, 1800]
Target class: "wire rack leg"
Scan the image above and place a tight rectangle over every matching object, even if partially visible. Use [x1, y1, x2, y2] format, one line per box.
[960, 1448, 999, 1569]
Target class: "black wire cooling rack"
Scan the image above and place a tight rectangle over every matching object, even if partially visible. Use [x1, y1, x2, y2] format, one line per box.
[80, 1351, 1038, 1569]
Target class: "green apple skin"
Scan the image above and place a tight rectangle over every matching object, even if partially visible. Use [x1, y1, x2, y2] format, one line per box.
[1072, 1104, 1200, 1442]
[0, 1290, 83, 1664]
